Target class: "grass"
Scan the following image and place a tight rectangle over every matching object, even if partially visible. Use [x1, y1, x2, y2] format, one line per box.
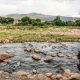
[0, 25, 80, 42]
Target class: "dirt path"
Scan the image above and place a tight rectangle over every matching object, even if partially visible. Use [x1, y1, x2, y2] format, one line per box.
[21, 29, 80, 35]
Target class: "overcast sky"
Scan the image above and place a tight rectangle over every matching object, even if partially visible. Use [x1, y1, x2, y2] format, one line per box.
[0, 0, 80, 17]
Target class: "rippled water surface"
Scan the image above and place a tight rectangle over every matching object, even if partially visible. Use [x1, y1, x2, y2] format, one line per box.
[0, 42, 80, 73]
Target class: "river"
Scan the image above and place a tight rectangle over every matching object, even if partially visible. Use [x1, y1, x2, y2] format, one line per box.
[0, 42, 80, 73]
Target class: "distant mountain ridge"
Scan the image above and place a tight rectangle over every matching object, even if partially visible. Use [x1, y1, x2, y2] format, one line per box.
[5, 13, 80, 21]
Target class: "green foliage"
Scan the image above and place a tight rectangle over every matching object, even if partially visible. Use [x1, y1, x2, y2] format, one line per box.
[66, 21, 75, 26]
[0, 15, 80, 27]
[75, 20, 80, 26]
[31, 19, 45, 26]
[45, 21, 53, 26]
[53, 16, 61, 26]
[35, 19, 41, 22]
[21, 16, 30, 22]
[53, 16, 67, 26]
[21, 16, 31, 25]
[0, 17, 14, 24]
[19, 17, 43, 26]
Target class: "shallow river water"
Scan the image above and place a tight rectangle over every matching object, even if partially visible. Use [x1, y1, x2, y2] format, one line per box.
[0, 42, 80, 73]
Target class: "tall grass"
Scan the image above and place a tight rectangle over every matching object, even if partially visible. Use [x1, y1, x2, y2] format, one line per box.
[0, 25, 79, 42]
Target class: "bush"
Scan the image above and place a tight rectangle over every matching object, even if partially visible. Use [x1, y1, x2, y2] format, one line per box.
[0, 17, 14, 24]
[76, 20, 80, 26]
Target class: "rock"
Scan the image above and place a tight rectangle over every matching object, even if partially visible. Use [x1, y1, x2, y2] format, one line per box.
[57, 52, 64, 57]
[62, 77, 68, 80]
[37, 74, 51, 80]
[69, 73, 80, 80]
[52, 46, 56, 49]
[24, 47, 32, 52]
[19, 75, 28, 80]
[51, 74, 57, 80]
[3, 39, 10, 43]
[44, 56, 53, 62]
[66, 54, 72, 59]
[28, 74, 35, 80]
[51, 54, 57, 57]
[0, 71, 21, 80]
[32, 69, 37, 74]
[3, 59, 9, 64]
[34, 48, 40, 53]
[56, 74, 63, 80]
[32, 54, 41, 60]
[0, 71, 4, 74]
[6, 50, 15, 57]
[64, 69, 72, 78]
[0, 52, 10, 61]
[6, 49, 14, 53]
[45, 73, 53, 78]
[13, 70, 29, 76]
[44, 45, 47, 48]
[57, 67, 65, 74]
[48, 44, 51, 47]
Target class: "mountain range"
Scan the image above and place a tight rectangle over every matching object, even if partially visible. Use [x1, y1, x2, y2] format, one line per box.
[5, 13, 80, 21]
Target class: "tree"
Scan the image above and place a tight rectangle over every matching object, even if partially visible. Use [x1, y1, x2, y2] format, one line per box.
[35, 19, 41, 22]
[53, 16, 62, 26]
[21, 16, 31, 25]
[0, 17, 14, 24]
[45, 21, 53, 26]
[0, 17, 6, 24]
[5, 17, 14, 24]
[32, 19, 44, 26]
[31, 18, 44, 26]
[75, 20, 80, 26]
[66, 21, 75, 26]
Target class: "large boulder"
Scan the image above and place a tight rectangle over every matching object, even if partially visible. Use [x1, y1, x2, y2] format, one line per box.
[37, 74, 51, 80]
[45, 73, 53, 78]
[3, 59, 9, 64]
[27, 74, 35, 80]
[0, 71, 21, 80]
[32, 54, 41, 60]
[64, 69, 72, 78]
[51, 74, 66, 80]
[69, 73, 80, 80]
[51, 74, 57, 80]
[56, 74, 63, 80]
[13, 71, 29, 80]
[44, 56, 53, 62]
[0, 52, 10, 61]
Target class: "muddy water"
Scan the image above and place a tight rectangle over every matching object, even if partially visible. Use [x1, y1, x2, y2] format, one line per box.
[0, 42, 80, 73]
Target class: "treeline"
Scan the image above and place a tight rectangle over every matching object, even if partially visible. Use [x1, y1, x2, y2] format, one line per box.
[0, 16, 80, 26]
[16, 16, 80, 26]
[0, 17, 14, 24]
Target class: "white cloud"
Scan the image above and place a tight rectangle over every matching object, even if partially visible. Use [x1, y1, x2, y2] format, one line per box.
[0, 0, 80, 17]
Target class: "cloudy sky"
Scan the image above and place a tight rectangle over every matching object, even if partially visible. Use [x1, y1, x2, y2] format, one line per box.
[0, 0, 80, 17]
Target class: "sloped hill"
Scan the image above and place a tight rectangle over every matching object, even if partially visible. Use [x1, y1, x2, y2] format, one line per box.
[6, 13, 80, 21]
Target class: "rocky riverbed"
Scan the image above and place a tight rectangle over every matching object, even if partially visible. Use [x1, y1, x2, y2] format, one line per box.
[0, 42, 80, 80]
